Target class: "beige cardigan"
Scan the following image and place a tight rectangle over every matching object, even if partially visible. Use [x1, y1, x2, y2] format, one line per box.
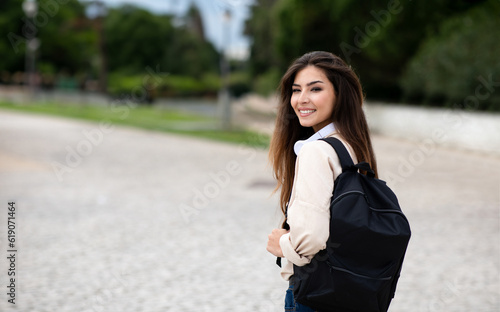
[278, 132, 357, 281]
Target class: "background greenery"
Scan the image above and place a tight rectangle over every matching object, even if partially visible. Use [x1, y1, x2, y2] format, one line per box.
[1, 0, 499, 110]
[245, 0, 500, 111]
[0, 100, 270, 148]
[0, 0, 225, 98]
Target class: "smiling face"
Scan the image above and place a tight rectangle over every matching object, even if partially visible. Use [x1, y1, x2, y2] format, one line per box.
[291, 65, 336, 132]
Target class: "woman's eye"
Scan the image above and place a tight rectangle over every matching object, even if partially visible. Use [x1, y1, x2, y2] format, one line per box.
[292, 89, 301, 93]
[311, 87, 322, 92]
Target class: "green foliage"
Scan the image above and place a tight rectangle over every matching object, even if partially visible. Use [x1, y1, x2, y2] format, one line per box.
[162, 74, 220, 97]
[104, 4, 221, 98]
[105, 5, 219, 78]
[244, 0, 280, 76]
[0, 101, 269, 148]
[274, 0, 345, 71]
[104, 6, 175, 73]
[162, 28, 220, 77]
[0, 0, 26, 73]
[0, 100, 207, 124]
[401, 1, 500, 111]
[108, 72, 221, 98]
[38, 0, 96, 74]
[253, 68, 281, 96]
[1, 2, 220, 98]
[226, 71, 251, 97]
[107, 73, 143, 95]
[0, 0, 97, 76]
[244, 0, 486, 103]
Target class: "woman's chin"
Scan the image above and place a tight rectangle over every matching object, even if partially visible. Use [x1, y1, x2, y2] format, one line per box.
[298, 120, 314, 128]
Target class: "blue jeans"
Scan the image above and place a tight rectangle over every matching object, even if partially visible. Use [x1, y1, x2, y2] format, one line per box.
[285, 284, 317, 312]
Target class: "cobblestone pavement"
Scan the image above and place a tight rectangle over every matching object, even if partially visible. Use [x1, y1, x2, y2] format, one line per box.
[0, 109, 499, 312]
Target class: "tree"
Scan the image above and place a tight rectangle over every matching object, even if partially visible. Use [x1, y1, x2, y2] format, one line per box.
[245, 0, 485, 100]
[105, 4, 219, 77]
[244, 0, 279, 76]
[38, 0, 96, 75]
[104, 5, 175, 73]
[401, 0, 500, 110]
[274, 0, 350, 73]
[103, 4, 220, 98]
[0, 0, 97, 79]
[0, 0, 26, 75]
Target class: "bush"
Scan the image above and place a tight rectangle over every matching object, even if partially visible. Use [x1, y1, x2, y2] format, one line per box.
[253, 68, 281, 96]
[228, 71, 252, 98]
[161, 74, 220, 98]
[400, 1, 500, 111]
[108, 72, 221, 100]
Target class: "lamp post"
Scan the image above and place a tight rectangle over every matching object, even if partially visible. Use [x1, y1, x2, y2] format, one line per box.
[219, 9, 232, 130]
[85, 0, 108, 94]
[23, 0, 39, 97]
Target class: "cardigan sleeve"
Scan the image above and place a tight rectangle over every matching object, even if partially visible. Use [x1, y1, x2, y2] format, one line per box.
[279, 140, 338, 267]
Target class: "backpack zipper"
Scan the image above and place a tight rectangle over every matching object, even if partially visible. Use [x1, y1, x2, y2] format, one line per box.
[369, 207, 411, 225]
[331, 190, 364, 205]
[332, 191, 410, 225]
[328, 264, 393, 281]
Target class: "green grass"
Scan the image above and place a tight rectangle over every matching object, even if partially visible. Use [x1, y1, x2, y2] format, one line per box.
[0, 101, 270, 148]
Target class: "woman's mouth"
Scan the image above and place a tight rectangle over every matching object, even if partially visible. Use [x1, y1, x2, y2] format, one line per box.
[299, 109, 316, 117]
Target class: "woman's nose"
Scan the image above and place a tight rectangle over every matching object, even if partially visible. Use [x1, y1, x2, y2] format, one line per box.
[298, 91, 309, 103]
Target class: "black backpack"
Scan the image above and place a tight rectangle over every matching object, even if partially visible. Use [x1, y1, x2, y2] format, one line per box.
[290, 137, 411, 312]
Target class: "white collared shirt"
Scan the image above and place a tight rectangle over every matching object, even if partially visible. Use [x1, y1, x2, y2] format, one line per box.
[280, 131, 357, 281]
[293, 123, 336, 155]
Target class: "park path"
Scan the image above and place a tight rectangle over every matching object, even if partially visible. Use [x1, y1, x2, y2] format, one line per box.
[0, 108, 498, 312]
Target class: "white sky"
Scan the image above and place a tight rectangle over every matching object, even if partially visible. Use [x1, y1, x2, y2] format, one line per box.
[97, 0, 252, 59]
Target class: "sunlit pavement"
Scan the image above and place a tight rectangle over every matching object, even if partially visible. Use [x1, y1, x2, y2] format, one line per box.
[0, 109, 498, 311]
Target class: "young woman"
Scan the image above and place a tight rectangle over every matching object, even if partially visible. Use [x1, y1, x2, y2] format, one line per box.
[266, 51, 378, 311]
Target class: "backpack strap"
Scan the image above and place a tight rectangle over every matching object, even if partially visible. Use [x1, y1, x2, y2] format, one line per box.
[276, 137, 373, 268]
[320, 137, 355, 172]
[320, 137, 375, 178]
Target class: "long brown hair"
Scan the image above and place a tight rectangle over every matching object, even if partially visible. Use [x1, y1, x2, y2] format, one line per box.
[269, 51, 377, 219]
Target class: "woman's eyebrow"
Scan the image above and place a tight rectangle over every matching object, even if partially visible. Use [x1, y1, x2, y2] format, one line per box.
[292, 80, 324, 87]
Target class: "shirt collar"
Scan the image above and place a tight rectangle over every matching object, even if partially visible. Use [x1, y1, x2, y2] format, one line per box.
[293, 123, 336, 155]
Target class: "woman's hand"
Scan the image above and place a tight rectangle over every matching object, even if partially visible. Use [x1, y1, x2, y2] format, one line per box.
[266, 228, 289, 257]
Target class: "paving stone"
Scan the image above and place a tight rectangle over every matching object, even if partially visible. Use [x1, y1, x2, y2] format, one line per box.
[0, 109, 498, 311]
